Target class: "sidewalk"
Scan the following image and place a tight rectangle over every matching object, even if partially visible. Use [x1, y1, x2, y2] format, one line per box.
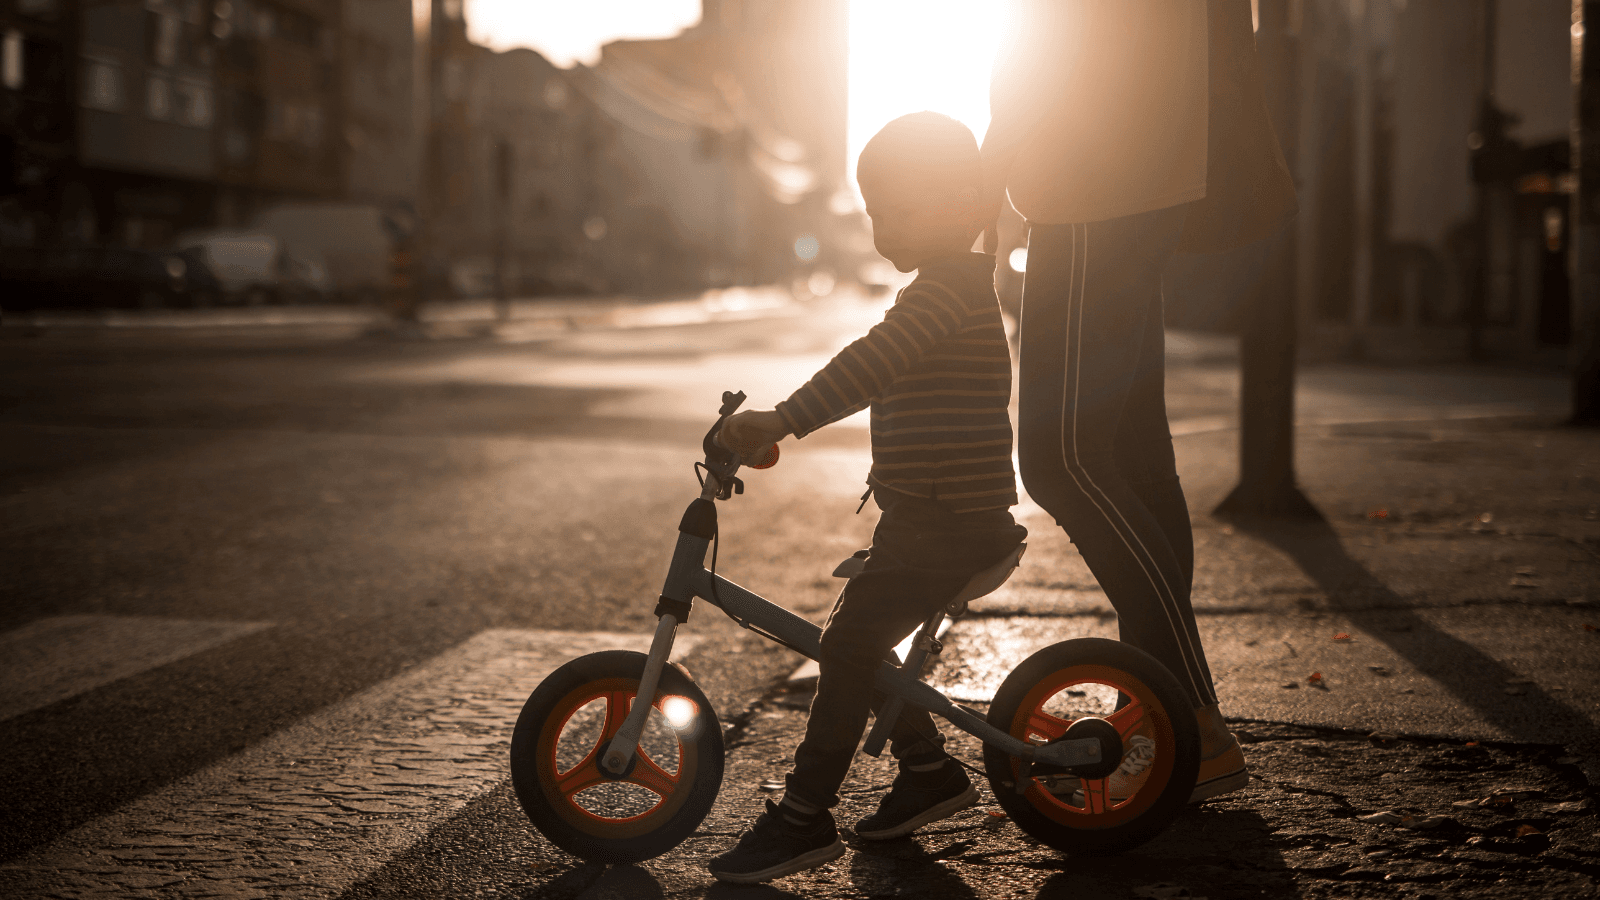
[647, 384, 1600, 899]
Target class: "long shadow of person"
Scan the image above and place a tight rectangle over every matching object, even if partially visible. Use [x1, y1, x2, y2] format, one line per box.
[844, 831, 983, 899]
[1031, 806, 1295, 899]
[1236, 512, 1595, 761]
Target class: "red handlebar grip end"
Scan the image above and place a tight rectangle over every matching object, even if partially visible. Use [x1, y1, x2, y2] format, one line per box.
[749, 444, 779, 469]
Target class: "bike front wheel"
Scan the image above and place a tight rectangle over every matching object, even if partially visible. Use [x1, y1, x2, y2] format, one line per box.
[510, 649, 724, 864]
[982, 637, 1200, 856]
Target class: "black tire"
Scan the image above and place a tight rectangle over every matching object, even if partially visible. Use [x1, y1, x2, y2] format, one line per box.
[510, 650, 724, 864]
[982, 637, 1200, 856]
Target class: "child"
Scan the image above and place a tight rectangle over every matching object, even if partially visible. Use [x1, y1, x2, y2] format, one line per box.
[709, 111, 1028, 884]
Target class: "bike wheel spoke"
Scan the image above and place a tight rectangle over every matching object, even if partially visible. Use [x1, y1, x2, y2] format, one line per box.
[1080, 777, 1110, 814]
[1027, 709, 1070, 741]
[556, 754, 607, 800]
[1106, 699, 1147, 739]
[599, 691, 632, 741]
[628, 747, 681, 797]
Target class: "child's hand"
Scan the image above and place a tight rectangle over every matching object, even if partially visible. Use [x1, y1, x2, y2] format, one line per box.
[719, 410, 788, 465]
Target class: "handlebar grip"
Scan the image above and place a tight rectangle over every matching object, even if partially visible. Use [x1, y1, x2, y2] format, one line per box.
[714, 432, 780, 469]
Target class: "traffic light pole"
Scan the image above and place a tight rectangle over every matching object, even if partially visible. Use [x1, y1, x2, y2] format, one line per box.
[1214, 0, 1319, 520]
[1573, 0, 1600, 424]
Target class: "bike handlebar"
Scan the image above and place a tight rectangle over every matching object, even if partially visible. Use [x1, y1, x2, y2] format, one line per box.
[699, 390, 779, 500]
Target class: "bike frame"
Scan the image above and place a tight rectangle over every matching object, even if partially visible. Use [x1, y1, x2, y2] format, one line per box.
[599, 395, 1106, 779]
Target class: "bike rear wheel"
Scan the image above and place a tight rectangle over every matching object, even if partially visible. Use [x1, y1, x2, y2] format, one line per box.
[982, 638, 1200, 856]
[510, 650, 724, 864]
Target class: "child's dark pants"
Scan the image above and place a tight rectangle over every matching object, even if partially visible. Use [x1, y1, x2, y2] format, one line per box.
[784, 488, 1027, 810]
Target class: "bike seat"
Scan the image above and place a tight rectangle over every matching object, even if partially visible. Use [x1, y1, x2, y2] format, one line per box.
[830, 543, 1026, 615]
[949, 542, 1026, 613]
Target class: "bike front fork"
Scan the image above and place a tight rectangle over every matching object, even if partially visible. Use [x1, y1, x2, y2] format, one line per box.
[600, 612, 680, 776]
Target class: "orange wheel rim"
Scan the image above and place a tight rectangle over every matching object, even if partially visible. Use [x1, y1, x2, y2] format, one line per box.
[1006, 664, 1177, 829]
[535, 677, 701, 839]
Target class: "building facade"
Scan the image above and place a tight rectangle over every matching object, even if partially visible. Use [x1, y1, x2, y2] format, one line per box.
[1168, 0, 1575, 365]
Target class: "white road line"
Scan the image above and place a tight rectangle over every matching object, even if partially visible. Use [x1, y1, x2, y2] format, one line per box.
[0, 615, 273, 722]
[0, 629, 696, 900]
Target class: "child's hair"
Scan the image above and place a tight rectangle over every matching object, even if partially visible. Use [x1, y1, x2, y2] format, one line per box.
[858, 111, 981, 195]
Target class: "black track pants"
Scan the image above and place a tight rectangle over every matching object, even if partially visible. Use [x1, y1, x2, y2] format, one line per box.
[1017, 206, 1218, 707]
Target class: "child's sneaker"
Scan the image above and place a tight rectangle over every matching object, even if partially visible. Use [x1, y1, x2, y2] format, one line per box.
[854, 759, 980, 840]
[1190, 733, 1248, 802]
[709, 799, 845, 884]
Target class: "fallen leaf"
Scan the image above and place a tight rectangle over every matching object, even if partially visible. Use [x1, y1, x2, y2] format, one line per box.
[1584, 624, 1597, 632]
[1516, 824, 1543, 838]
[986, 808, 1007, 818]
[1465, 741, 1479, 747]
[1368, 509, 1389, 519]
[1332, 632, 1352, 642]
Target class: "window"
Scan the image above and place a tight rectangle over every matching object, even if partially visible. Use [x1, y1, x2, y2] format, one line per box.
[151, 12, 181, 67]
[146, 74, 173, 120]
[2, 30, 21, 91]
[18, 0, 60, 19]
[174, 77, 212, 127]
[81, 57, 124, 111]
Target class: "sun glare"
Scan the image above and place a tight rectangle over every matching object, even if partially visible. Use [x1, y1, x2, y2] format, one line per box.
[465, 0, 702, 66]
[847, 0, 1014, 193]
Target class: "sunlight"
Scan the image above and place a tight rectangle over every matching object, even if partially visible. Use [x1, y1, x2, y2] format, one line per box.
[465, 0, 701, 66]
[847, 0, 1015, 193]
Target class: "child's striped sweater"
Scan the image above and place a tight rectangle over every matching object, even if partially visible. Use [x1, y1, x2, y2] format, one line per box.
[776, 252, 1018, 514]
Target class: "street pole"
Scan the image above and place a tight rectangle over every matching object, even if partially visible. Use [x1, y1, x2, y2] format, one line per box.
[1573, 0, 1600, 424]
[493, 139, 512, 323]
[1215, 0, 1318, 519]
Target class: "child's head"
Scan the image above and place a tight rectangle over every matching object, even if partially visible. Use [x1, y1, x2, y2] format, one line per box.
[857, 112, 984, 273]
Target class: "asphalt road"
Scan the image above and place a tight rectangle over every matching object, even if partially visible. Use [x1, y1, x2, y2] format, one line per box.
[2, 294, 1594, 899]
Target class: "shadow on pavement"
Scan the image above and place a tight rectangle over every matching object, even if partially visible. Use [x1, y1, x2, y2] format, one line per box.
[844, 833, 982, 898]
[540, 863, 662, 899]
[1242, 514, 1593, 746]
[1033, 807, 1295, 899]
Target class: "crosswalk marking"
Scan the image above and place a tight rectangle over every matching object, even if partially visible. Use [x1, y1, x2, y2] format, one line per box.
[0, 629, 697, 899]
[0, 615, 273, 722]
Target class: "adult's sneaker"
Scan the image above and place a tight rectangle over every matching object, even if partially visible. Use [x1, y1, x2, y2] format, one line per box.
[855, 759, 981, 840]
[709, 799, 845, 884]
[1067, 734, 1157, 804]
[1190, 733, 1248, 802]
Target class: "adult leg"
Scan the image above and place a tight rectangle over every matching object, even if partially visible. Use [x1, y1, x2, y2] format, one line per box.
[1016, 208, 1216, 707]
[1113, 280, 1200, 644]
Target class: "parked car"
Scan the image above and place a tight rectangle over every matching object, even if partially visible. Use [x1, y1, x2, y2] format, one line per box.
[174, 230, 282, 305]
[0, 245, 221, 310]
